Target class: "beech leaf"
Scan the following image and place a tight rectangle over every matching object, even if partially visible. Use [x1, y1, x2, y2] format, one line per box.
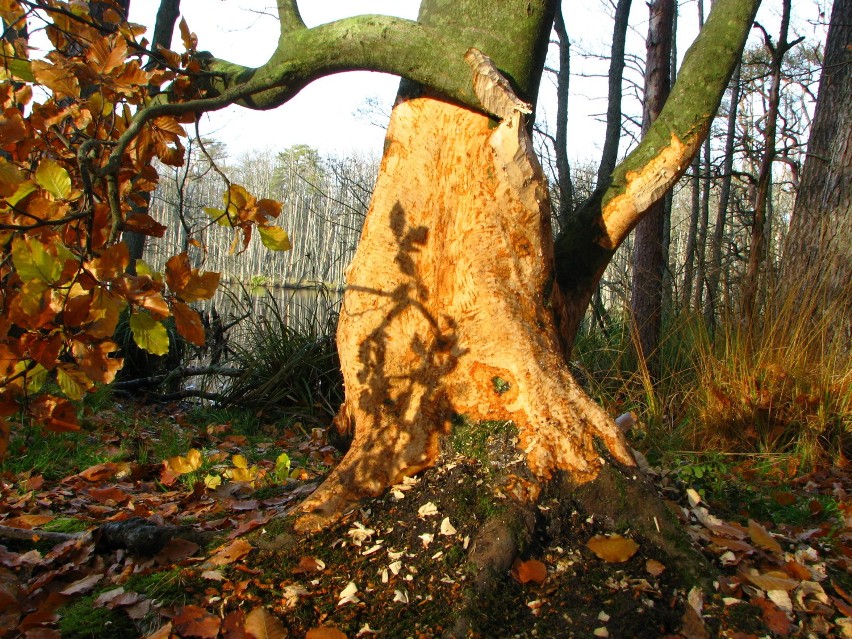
[747, 519, 783, 555]
[258, 226, 292, 252]
[165, 448, 203, 475]
[306, 627, 348, 639]
[35, 159, 71, 199]
[245, 606, 287, 639]
[173, 604, 221, 639]
[129, 310, 170, 356]
[512, 558, 548, 584]
[586, 534, 639, 563]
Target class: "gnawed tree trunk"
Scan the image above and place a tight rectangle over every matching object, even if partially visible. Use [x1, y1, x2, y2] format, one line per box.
[292, 2, 762, 604]
[297, 96, 635, 530]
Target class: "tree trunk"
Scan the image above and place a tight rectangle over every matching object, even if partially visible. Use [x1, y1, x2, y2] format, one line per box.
[123, 0, 182, 273]
[297, 94, 636, 529]
[630, 0, 675, 375]
[741, 0, 798, 330]
[552, 6, 573, 226]
[779, 0, 851, 338]
[705, 63, 742, 333]
[596, 0, 633, 190]
[284, 0, 760, 599]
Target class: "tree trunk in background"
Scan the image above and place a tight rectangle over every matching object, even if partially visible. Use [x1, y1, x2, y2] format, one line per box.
[780, 0, 851, 340]
[552, 5, 574, 226]
[630, 0, 675, 376]
[741, 0, 799, 330]
[595, 0, 633, 190]
[705, 63, 742, 333]
[123, 0, 182, 273]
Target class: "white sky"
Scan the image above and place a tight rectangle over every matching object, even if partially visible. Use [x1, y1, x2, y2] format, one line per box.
[123, 0, 828, 163]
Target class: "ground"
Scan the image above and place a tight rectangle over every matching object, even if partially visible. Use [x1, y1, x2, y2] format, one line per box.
[0, 399, 850, 638]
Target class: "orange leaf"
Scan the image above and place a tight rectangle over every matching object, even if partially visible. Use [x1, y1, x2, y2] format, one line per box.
[30, 395, 80, 433]
[2, 514, 54, 529]
[182, 271, 220, 303]
[747, 519, 783, 555]
[511, 558, 547, 584]
[86, 35, 128, 75]
[586, 534, 639, 563]
[0, 107, 27, 145]
[77, 462, 120, 482]
[752, 597, 793, 637]
[209, 538, 252, 566]
[741, 570, 799, 591]
[173, 605, 221, 639]
[165, 252, 192, 294]
[306, 627, 347, 639]
[124, 213, 167, 238]
[245, 606, 287, 639]
[172, 300, 205, 346]
[645, 559, 666, 576]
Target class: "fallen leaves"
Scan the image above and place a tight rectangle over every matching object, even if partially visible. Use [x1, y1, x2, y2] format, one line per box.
[173, 605, 221, 639]
[244, 606, 287, 639]
[511, 558, 548, 584]
[585, 534, 640, 563]
[208, 539, 253, 566]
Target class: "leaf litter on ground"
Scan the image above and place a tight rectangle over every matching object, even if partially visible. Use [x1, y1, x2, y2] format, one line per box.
[0, 399, 850, 637]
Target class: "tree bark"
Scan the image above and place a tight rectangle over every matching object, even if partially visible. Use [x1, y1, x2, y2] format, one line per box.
[552, 6, 574, 226]
[596, 0, 633, 190]
[705, 63, 742, 333]
[123, 0, 182, 273]
[779, 0, 851, 338]
[741, 0, 800, 330]
[630, 0, 675, 375]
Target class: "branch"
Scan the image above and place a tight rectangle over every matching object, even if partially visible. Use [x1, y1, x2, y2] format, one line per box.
[555, 0, 761, 295]
[100, 15, 504, 177]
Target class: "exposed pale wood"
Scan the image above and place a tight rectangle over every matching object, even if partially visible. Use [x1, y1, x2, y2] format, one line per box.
[296, 97, 633, 531]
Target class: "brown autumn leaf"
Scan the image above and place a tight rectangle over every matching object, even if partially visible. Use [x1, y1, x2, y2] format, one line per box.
[747, 519, 783, 555]
[76, 462, 120, 482]
[244, 606, 287, 639]
[59, 573, 104, 596]
[709, 537, 755, 553]
[87, 486, 129, 504]
[586, 534, 639, 563]
[208, 539, 253, 566]
[173, 604, 221, 639]
[124, 213, 167, 238]
[511, 558, 547, 584]
[30, 395, 80, 433]
[155, 537, 200, 565]
[222, 609, 247, 639]
[772, 491, 796, 507]
[2, 514, 54, 529]
[306, 627, 347, 639]
[172, 300, 206, 346]
[741, 570, 799, 592]
[752, 597, 793, 637]
[646, 559, 666, 576]
[292, 556, 325, 574]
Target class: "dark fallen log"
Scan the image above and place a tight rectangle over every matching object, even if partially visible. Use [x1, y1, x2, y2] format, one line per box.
[0, 517, 214, 556]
